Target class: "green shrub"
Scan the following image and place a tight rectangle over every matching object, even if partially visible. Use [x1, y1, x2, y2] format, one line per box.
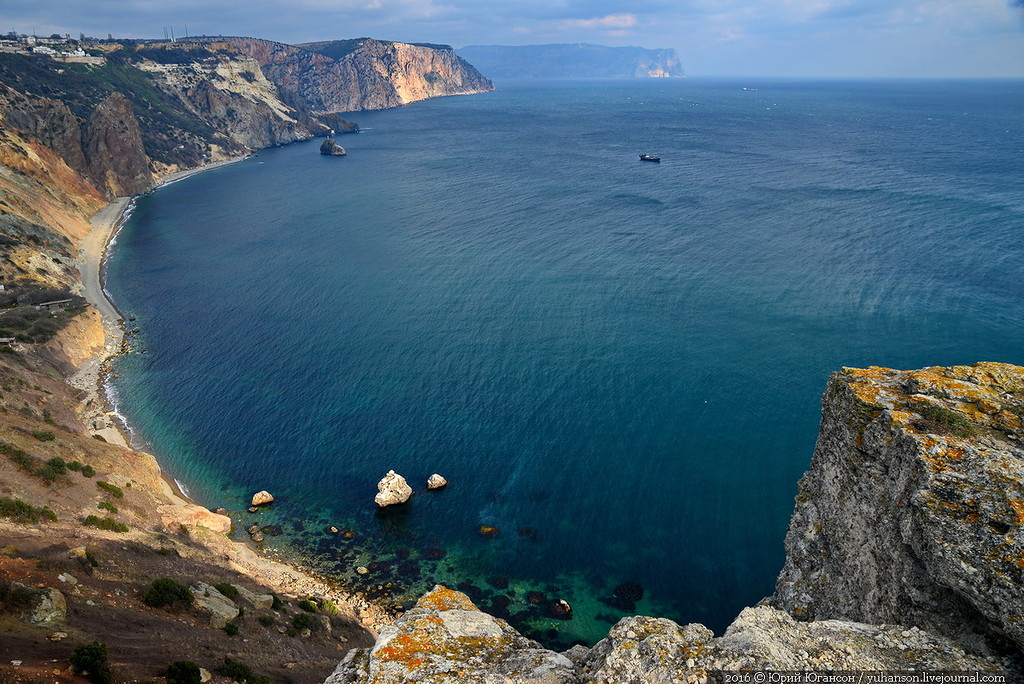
[97, 501, 118, 513]
[224, 621, 239, 636]
[270, 593, 284, 610]
[82, 515, 128, 533]
[67, 460, 82, 471]
[43, 409, 55, 425]
[298, 598, 317, 612]
[164, 660, 202, 684]
[319, 598, 340, 615]
[84, 550, 99, 567]
[292, 611, 317, 632]
[96, 481, 124, 498]
[81, 464, 96, 477]
[258, 614, 274, 626]
[217, 656, 269, 684]
[213, 582, 239, 601]
[31, 430, 55, 442]
[70, 641, 112, 684]
[0, 496, 56, 523]
[142, 578, 192, 609]
[34, 456, 67, 483]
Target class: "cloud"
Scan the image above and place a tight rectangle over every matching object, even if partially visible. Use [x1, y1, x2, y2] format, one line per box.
[562, 13, 637, 30]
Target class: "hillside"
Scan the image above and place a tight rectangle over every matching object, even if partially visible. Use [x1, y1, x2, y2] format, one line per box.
[456, 43, 684, 79]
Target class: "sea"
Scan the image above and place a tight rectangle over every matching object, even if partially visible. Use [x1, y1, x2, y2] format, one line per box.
[104, 78, 1024, 648]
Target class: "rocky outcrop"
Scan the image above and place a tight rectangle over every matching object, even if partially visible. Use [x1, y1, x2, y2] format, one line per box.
[457, 44, 684, 79]
[374, 470, 412, 508]
[157, 503, 232, 534]
[320, 137, 347, 156]
[325, 587, 1013, 683]
[323, 586, 575, 683]
[81, 93, 152, 196]
[189, 582, 240, 629]
[772, 362, 1024, 653]
[225, 37, 493, 113]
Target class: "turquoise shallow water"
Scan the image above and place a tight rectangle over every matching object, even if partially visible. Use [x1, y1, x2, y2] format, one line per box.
[106, 78, 1024, 646]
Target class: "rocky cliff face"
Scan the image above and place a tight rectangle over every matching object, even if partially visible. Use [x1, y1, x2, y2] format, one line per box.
[324, 364, 1024, 682]
[81, 92, 153, 196]
[773, 363, 1024, 654]
[226, 37, 493, 113]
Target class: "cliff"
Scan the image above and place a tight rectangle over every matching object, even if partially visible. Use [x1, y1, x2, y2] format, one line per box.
[225, 37, 494, 113]
[323, 363, 1024, 682]
[456, 43, 684, 79]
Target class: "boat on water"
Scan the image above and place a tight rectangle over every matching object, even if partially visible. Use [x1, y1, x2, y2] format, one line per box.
[639, 154, 660, 162]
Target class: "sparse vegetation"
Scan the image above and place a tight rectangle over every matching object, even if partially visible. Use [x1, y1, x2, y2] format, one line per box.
[319, 598, 340, 615]
[292, 611, 317, 632]
[224, 621, 239, 636]
[214, 582, 239, 600]
[97, 501, 118, 513]
[0, 496, 56, 523]
[164, 660, 202, 684]
[70, 640, 112, 684]
[82, 515, 128, 533]
[66, 459, 82, 471]
[217, 656, 270, 684]
[82, 464, 96, 477]
[270, 593, 284, 610]
[258, 614, 274, 626]
[96, 480, 124, 498]
[142, 578, 193, 609]
[31, 430, 55, 441]
[298, 598, 317, 612]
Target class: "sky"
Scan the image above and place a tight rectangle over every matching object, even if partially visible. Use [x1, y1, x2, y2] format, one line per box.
[2, 0, 1023, 77]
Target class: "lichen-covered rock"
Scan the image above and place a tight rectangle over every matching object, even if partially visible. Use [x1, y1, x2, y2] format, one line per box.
[322, 585, 574, 683]
[773, 362, 1024, 653]
[9, 582, 68, 627]
[374, 470, 412, 508]
[189, 582, 240, 629]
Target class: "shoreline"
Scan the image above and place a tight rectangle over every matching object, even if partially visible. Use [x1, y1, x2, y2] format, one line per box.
[67, 151, 395, 632]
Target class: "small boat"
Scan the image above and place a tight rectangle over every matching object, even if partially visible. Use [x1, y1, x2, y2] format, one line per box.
[639, 154, 660, 162]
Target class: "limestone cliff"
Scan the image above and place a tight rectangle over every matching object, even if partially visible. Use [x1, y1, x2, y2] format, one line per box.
[225, 37, 494, 113]
[324, 364, 1024, 682]
[773, 363, 1024, 654]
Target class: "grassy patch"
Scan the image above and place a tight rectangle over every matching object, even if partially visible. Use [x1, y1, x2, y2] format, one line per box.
[31, 430, 55, 441]
[911, 402, 978, 439]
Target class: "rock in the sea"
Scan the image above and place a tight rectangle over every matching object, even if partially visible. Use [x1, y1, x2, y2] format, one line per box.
[251, 490, 275, 506]
[374, 470, 412, 508]
[320, 137, 347, 156]
[547, 599, 572, 620]
[190, 582, 240, 629]
[477, 524, 500, 539]
[426, 473, 448, 490]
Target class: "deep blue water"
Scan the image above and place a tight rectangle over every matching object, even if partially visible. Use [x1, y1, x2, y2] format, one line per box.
[106, 78, 1024, 646]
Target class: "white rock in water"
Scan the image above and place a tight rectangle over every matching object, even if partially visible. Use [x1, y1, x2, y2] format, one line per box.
[251, 490, 275, 506]
[426, 473, 448, 490]
[374, 470, 412, 507]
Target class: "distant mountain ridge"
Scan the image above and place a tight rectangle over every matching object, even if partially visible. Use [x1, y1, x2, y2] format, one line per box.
[457, 43, 684, 79]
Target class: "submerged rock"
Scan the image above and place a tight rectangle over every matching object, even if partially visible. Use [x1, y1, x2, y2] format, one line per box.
[477, 524, 500, 539]
[374, 470, 412, 508]
[426, 473, 448, 490]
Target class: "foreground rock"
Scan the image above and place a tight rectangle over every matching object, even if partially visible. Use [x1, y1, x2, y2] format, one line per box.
[6, 582, 67, 627]
[773, 362, 1024, 653]
[190, 582, 240, 629]
[324, 587, 1012, 683]
[320, 138, 347, 156]
[374, 470, 412, 508]
[323, 586, 574, 683]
